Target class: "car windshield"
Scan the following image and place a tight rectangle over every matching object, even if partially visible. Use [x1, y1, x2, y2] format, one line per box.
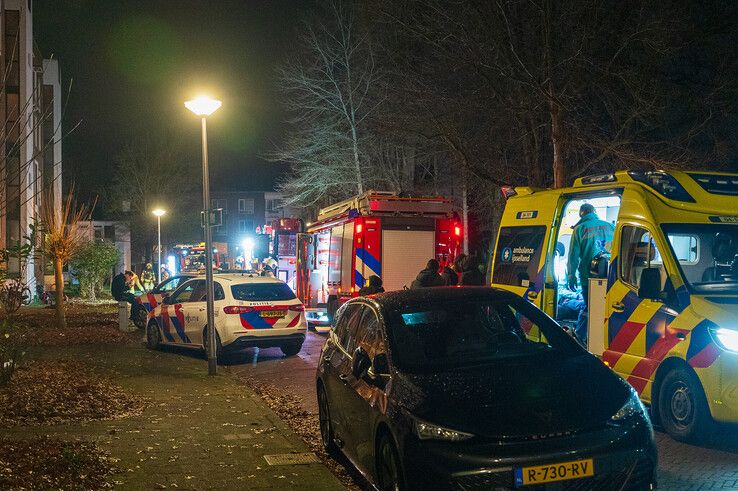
[662, 223, 738, 294]
[384, 295, 578, 373]
[231, 283, 296, 301]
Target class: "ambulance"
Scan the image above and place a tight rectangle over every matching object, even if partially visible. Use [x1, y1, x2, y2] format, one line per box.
[490, 169, 738, 442]
[296, 190, 462, 327]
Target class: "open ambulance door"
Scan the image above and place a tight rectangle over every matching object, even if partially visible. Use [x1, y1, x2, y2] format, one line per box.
[491, 190, 563, 330]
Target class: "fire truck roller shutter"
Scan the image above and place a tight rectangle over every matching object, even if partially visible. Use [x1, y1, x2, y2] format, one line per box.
[341, 223, 354, 293]
[382, 229, 435, 292]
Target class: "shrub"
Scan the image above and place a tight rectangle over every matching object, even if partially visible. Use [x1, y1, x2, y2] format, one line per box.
[71, 240, 120, 302]
[0, 322, 27, 386]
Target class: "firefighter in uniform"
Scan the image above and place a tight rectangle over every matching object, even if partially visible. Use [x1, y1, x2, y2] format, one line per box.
[142, 263, 156, 291]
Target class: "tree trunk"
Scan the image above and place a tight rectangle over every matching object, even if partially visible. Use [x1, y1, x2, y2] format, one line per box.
[89, 281, 96, 302]
[54, 257, 66, 329]
[461, 164, 469, 255]
[550, 101, 566, 188]
[351, 125, 364, 195]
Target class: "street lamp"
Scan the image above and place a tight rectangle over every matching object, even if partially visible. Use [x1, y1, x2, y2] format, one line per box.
[152, 208, 166, 283]
[185, 95, 221, 376]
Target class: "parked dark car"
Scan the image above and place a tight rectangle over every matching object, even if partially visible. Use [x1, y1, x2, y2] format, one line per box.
[316, 287, 657, 490]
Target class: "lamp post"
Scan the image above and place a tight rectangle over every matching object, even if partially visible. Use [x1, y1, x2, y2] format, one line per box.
[152, 208, 166, 283]
[185, 95, 222, 376]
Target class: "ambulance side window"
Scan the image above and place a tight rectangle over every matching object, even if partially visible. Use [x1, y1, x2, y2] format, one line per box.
[492, 226, 546, 287]
[620, 226, 665, 290]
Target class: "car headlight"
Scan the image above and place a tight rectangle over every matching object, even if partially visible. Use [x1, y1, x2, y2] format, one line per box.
[610, 389, 646, 423]
[413, 417, 474, 441]
[710, 327, 738, 352]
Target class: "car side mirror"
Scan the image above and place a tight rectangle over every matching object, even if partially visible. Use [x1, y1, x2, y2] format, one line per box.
[638, 268, 661, 300]
[351, 347, 372, 379]
[366, 353, 390, 388]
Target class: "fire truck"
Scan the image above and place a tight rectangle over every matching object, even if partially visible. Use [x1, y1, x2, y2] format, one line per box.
[172, 243, 221, 273]
[296, 191, 462, 326]
[269, 218, 303, 287]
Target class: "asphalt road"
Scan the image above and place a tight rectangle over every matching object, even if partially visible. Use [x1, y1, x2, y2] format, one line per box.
[225, 331, 738, 490]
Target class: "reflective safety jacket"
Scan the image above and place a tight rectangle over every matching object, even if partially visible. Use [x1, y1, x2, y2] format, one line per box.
[567, 212, 614, 286]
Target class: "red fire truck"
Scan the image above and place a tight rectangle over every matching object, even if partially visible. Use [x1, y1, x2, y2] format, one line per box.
[296, 191, 462, 326]
[269, 218, 303, 287]
[172, 243, 221, 273]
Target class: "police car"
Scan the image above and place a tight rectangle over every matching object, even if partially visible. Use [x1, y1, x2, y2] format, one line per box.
[145, 273, 307, 357]
[132, 274, 198, 329]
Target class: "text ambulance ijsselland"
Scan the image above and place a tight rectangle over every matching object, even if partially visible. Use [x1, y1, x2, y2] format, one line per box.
[490, 170, 738, 442]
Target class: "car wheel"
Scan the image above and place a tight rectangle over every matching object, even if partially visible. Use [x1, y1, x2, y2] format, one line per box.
[376, 432, 404, 491]
[658, 367, 713, 442]
[146, 321, 161, 350]
[133, 305, 148, 330]
[202, 328, 224, 361]
[317, 383, 339, 457]
[280, 341, 303, 357]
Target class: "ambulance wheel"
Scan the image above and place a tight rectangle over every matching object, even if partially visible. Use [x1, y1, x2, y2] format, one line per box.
[134, 305, 147, 330]
[658, 367, 713, 442]
[202, 328, 224, 362]
[146, 321, 161, 350]
[280, 341, 303, 357]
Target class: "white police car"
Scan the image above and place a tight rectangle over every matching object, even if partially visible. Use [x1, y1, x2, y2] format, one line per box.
[145, 274, 307, 357]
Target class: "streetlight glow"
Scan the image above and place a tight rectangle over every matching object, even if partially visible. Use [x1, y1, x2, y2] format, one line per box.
[184, 96, 222, 117]
[152, 208, 166, 217]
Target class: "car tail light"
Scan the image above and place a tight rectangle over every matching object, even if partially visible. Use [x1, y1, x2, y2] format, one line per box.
[223, 306, 254, 314]
[289, 304, 305, 312]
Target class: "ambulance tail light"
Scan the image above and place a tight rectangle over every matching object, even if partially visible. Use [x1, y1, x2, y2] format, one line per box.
[223, 306, 255, 314]
[501, 186, 517, 200]
[289, 304, 305, 312]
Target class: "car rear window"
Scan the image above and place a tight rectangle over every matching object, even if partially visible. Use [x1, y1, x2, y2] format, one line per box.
[231, 283, 296, 301]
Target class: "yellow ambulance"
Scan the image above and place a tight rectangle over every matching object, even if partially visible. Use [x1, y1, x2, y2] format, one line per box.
[490, 170, 738, 442]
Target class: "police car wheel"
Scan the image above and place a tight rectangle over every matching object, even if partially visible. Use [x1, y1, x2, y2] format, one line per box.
[280, 342, 303, 357]
[202, 328, 224, 361]
[658, 367, 712, 442]
[146, 321, 161, 350]
[134, 306, 147, 330]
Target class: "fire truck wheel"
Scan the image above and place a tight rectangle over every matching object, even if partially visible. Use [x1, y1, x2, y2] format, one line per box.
[658, 366, 713, 443]
[280, 341, 303, 357]
[146, 321, 161, 350]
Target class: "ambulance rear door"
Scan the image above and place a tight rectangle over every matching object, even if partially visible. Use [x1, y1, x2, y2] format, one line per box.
[491, 190, 562, 317]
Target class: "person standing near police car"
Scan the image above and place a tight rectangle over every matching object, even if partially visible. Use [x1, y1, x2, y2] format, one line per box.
[567, 203, 614, 303]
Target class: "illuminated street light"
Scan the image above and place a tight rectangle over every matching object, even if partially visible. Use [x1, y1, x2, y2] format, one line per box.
[185, 95, 221, 376]
[152, 209, 166, 283]
[184, 96, 222, 117]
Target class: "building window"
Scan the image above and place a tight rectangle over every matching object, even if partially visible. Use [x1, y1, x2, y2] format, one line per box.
[239, 220, 254, 233]
[238, 198, 254, 214]
[266, 198, 283, 213]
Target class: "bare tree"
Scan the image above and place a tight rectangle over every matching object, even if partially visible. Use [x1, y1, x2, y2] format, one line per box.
[272, 1, 382, 208]
[39, 190, 91, 329]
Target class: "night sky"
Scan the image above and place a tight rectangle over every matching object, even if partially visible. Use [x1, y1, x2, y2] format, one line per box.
[33, 0, 311, 199]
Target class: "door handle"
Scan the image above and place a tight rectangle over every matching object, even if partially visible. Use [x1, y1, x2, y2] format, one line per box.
[611, 302, 625, 312]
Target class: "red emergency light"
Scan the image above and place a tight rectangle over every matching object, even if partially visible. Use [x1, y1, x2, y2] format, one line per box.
[356, 223, 363, 234]
[454, 225, 461, 237]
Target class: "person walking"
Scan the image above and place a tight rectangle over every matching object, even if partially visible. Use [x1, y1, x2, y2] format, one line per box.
[359, 275, 385, 296]
[460, 255, 485, 285]
[142, 263, 156, 291]
[410, 259, 446, 289]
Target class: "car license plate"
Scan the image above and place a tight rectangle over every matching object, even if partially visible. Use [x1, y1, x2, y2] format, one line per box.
[514, 458, 593, 487]
[260, 310, 286, 318]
